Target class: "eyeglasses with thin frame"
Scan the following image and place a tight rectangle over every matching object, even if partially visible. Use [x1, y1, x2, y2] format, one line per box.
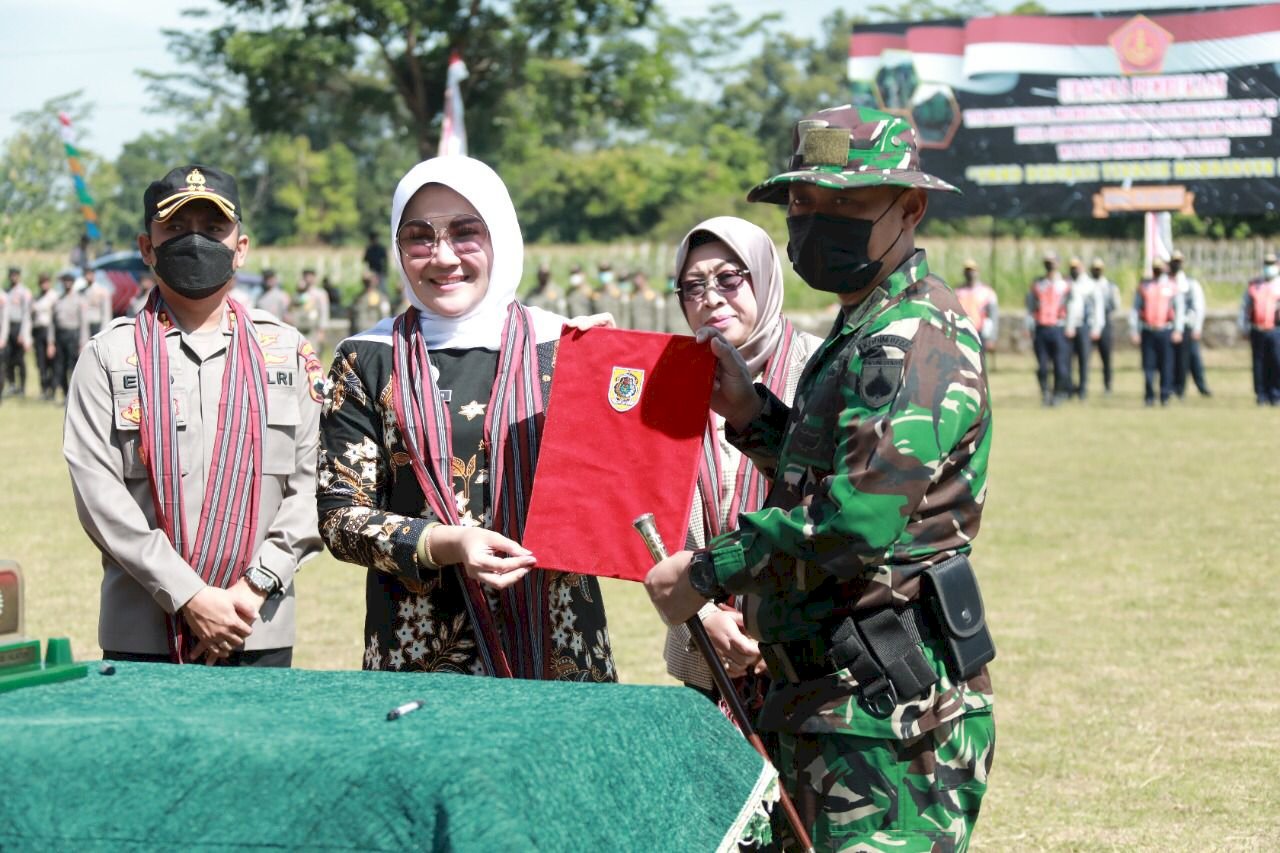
[677, 268, 750, 303]
[396, 214, 488, 260]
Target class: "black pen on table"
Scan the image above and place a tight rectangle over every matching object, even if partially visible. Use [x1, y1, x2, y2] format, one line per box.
[386, 699, 426, 721]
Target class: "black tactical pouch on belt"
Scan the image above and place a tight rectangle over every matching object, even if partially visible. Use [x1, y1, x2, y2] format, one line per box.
[922, 554, 996, 681]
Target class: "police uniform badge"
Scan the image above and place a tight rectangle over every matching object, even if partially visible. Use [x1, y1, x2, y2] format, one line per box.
[608, 366, 645, 412]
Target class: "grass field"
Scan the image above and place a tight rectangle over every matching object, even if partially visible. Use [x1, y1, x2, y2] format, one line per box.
[2, 345, 1278, 849]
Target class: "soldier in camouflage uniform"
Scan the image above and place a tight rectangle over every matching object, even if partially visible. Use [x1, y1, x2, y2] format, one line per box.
[646, 106, 995, 852]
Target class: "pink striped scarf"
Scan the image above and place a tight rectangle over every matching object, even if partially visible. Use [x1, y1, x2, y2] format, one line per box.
[391, 302, 548, 679]
[134, 291, 268, 663]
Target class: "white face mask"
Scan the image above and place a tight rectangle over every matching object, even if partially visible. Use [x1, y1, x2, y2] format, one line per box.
[1265, 265, 1279, 279]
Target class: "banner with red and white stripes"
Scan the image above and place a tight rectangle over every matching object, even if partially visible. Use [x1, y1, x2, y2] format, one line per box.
[846, 4, 1280, 219]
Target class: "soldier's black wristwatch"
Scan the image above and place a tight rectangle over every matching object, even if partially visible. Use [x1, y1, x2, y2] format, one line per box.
[688, 551, 728, 603]
[243, 565, 281, 598]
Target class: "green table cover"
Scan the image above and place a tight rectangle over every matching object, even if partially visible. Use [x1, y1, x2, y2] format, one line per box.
[0, 663, 776, 851]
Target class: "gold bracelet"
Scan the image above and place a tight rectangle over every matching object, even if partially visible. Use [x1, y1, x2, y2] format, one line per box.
[416, 522, 443, 570]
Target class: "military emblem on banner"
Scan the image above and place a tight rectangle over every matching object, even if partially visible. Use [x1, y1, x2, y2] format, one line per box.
[608, 366, 645, 412]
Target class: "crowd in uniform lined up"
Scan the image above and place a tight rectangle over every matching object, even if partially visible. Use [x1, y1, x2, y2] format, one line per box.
[524, 261, 689, 332]
[1, 265, 112, 404]
[954, 248, 1280, 407]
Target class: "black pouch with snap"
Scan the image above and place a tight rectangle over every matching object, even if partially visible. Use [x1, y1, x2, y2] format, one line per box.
[922, 554, 995, 681]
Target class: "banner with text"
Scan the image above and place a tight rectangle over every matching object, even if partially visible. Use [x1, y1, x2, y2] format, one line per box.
[848, 4, 1280, 218]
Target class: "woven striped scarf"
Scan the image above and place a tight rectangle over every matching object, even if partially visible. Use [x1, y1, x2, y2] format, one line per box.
[695, 319, 798, 540]
[134, 291, 268, 664]
[391, 302, 548, 679]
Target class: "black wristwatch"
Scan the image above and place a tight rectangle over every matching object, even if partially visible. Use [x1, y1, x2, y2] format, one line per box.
[688, 550, 728, 603]
[243, 565, 281, 598]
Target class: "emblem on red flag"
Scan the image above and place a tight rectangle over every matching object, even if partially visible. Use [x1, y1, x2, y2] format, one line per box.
[608, 367, 645, 412]
[1109, 14, 1173, 76]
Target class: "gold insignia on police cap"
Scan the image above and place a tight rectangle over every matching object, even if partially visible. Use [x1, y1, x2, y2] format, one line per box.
[185, 168, 206, 193]
[608, 366, 645, 413]
[802, 128, 852, 168]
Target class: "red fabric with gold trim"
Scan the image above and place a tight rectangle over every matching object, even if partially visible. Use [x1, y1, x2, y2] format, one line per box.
[522, 328, 716, 581]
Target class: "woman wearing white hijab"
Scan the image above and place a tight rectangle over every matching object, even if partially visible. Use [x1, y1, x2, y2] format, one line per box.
[318, 156, 615, 680]
[663, 216, 821, 707]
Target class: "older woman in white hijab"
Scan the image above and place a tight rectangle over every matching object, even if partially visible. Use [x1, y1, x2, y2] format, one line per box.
[318, 156, 616, 681]
[663, 216, 821, 706]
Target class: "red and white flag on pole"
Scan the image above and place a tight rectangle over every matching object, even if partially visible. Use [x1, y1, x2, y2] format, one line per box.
[438, 51, 469, 157]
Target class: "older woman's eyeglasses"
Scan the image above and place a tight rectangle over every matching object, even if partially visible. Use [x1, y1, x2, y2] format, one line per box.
[677, 269, 749, 303]
[396, 215, 488, 260]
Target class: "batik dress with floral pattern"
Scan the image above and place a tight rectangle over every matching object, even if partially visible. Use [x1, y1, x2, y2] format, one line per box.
[318, 332, 615, 681]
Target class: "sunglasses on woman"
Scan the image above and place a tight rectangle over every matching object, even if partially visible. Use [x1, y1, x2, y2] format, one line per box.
[396, 214, 488, 260]
[677, 269, 750, 303]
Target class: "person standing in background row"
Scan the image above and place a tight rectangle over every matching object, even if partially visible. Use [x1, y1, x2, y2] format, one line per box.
[1170, 250, 1211, 398]
[323, 276, 343, 322]
[31, 273, 57, 400]
[348, 271, 391, 335]
[292, 269, 330, 358]
[524, 262, 566, 315]
[1241, 251, 1280, 405]
[1131, 259, 1183, 407]
[128, 274, 157, 318]
[6, 266, 33, 396]
[663, 274, 686, 334]
[564, 264, 593, 318]
[955, 258, 999, 364]
[593, 261, 627, 328]
[1087, 258, 1120, 395]
[1065, 257, 1103, 400]
[627, 271, 664, 331]
[1027, 251, 1072, 406]
[363, 230, 388, 287]
[50, 271, 89, 402]
[81, 267, 112, 337]
[255, 269, 290, 320]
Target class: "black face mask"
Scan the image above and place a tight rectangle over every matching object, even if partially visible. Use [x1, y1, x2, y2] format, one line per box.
[786, 191, 905, 294]
[150, 232, 236, 300]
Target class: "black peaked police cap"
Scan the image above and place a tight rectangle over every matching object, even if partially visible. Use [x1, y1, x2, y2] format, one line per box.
[143, 165, 241, 228]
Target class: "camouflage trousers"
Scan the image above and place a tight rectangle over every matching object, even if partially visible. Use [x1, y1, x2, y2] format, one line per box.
[776, 709, 994, 852]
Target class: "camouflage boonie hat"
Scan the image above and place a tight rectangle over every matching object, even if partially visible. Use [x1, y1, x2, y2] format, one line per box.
[747, 105, 960, 205]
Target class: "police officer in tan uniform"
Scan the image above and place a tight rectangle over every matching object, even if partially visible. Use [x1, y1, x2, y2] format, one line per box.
[63, 164, 323, 667]
[81, 267, 112, 337]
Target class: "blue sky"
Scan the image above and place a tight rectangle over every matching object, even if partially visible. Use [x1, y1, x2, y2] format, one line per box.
[0, 0, 1261, 159]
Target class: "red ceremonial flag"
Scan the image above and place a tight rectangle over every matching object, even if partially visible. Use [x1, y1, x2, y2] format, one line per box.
[522, 327, 716, 582]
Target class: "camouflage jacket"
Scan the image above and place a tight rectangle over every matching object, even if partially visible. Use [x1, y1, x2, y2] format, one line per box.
[706, 250, 994, 740]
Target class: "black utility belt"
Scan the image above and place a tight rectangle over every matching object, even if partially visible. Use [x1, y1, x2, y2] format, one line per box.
[760, 554, 996, 717]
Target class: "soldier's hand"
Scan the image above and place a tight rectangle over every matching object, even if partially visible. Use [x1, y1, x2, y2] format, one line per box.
[1091, 332, 1101, 342]
[1172, 331, 1183, 345]
[1130, 334, 1141, 346]
[694, 327, 761, 432]
[184, 586, 254, 663]
[702, 607, 761, 678]
[564, 312, 615, 331]
[432, 526, 536, 590]
[644, 550, 704, 626]
[1192, 330, 1201, 342]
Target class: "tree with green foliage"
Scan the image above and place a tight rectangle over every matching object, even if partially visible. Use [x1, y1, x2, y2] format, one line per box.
[0, 93, 123, 253]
